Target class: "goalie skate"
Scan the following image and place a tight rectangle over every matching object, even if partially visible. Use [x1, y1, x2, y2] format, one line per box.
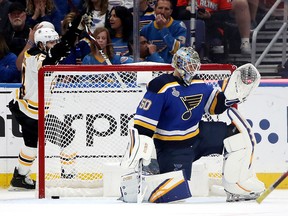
[9, 168, 36, 190]
[225, 190, 260, 202]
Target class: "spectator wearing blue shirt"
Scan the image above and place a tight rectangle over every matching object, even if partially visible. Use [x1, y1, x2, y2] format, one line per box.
[26, 0, 62, 34]
[54, 0, 84, 21]
[106, 6, 133, 56]
[128, 35, 165, 63]
[129, 0, 155, 30]
[0, 35, 20, 83]
[82, 27, 133, 65]
[140, 0, 187, 63]
[59, 12, 91, 65]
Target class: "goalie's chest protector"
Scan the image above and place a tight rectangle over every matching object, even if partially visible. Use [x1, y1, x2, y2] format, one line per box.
[136, 74, 215, 142]
[157, 79, 214, 130]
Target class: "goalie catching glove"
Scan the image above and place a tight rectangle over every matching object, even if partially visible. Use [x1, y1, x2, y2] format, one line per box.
[224, 63, 260, 106]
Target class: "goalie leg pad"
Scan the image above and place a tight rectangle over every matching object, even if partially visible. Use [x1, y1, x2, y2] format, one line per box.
[120, 172, 139, 203]
[120, 128, 154, 169]
[120, 170, 191, 203]
[222, 108, 265, 195]
[146, 170, 191, 203]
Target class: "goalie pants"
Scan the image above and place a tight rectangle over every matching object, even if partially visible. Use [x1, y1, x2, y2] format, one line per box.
[155, 121, 230, 180]
[8, 100, 38, 148]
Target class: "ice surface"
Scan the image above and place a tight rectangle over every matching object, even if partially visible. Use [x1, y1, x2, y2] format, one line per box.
[0, 189, 287, 216]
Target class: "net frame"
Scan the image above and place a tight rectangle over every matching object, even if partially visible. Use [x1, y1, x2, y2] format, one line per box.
[38, 64, 236, 198]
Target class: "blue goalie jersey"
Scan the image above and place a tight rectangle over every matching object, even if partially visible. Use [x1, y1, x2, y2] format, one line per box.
[134, 73, 228, 147]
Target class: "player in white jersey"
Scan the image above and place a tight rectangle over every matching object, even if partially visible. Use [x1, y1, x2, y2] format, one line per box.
[8, 15, 84, 190]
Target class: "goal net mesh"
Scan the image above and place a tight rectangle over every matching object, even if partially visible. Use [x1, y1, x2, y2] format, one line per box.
[38, 64, 236, 198]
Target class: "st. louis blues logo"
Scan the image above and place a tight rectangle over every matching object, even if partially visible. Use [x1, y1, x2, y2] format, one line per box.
[180, 94, 203, 120]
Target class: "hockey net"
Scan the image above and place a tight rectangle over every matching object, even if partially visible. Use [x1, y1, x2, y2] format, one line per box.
[38, 63, 236, 198]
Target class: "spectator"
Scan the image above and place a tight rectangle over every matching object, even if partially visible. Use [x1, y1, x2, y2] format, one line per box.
[128, 35, 165, 63]
[196, 0, 233, 62]
[232, 0, 259, 54]
[83, 0, 110, 33]
[129, 0, 155, 30]
[60, 12, 91, 65]
[82, 27, 133, 64]
[26, 0, 62, 34]
[148, 0, 157, 9]
[54, 0, 84, 21]
[140, 0, 187, 63]
[123, 0, 133, 9]
[10, 0, 26, 7]
[4, 2, 30, 56]
[0, 35, 20, 83]
[8, 17, 83, 190]
[108, 0, 122, 8]
[106, 6, 133, 56]
[0, 0, 12, 33]
[171, 0, 191, 20]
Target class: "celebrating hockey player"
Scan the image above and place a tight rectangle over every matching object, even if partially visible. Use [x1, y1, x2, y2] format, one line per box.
[120, 46, 265, 203]
[8, 16, 84, 190]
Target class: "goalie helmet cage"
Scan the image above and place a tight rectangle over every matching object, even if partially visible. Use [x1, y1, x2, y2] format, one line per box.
[38, 64, 236, 198]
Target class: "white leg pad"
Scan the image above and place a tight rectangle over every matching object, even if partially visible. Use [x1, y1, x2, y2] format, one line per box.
[222, 108, 265, 195]
[120, 170, 191, 203]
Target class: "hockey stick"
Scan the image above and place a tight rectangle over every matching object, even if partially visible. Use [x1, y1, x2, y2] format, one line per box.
[256, 170, 288, 204]
[67, 0, 126, 87]
[83, 25, 127, 88]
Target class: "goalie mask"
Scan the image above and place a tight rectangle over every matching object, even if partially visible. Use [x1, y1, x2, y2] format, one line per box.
[172, 47, 201, 85]
[34, 27, 59, 48]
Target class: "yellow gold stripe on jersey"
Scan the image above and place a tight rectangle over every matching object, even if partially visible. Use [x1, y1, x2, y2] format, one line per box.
[204, 89, 218, 114]
[134, 119, 156, 132]
[149, 178, 185, 203]
[221, 78, 229, 91]
[17, 98, 38, 114]
[158, 81, 179, 93]
[171, 40, 180, 55]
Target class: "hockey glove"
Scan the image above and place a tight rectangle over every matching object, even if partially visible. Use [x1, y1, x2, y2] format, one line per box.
[61, 14, 84, 47]
[43, 42, 71, 65]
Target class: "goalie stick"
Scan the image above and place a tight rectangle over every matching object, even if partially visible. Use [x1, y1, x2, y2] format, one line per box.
[137, 159, 147, 203]
[256, 170, 288, 204]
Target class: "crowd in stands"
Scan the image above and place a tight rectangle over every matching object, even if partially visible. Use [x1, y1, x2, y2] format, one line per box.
[0, 0, 265, 83]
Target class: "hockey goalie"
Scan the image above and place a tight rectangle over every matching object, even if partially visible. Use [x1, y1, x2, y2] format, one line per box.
[120, 46, 265, 203]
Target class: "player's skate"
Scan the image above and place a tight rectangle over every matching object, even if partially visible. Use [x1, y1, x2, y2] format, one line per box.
[224, 175, 264, 202]
[9, 167, 36, 190]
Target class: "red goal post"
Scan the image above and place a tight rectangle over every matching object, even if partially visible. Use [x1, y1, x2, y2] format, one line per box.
[38, 64, 236, 198]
